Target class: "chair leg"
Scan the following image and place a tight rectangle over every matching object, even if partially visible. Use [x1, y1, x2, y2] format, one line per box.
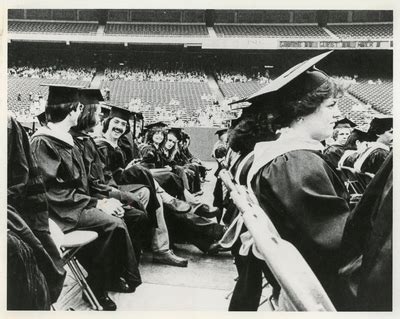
[68, 258, 103, 311]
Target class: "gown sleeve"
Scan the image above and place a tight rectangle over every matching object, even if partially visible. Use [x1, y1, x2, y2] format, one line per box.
[323, 145, 344, 169]
[140, 145, 158, 169]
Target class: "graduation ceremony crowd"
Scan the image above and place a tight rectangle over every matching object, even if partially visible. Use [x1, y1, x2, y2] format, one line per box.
[7, 51, 392, 312]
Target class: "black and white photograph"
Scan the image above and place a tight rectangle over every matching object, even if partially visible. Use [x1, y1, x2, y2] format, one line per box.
[4, 1, 395, 313]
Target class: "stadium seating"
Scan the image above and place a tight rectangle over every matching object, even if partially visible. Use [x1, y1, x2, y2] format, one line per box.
[8, 21, 98, 34]
[104, 23, 209, 37]
[7, 77, 89, 116]
[348, 78, 392, 115]
[100, 80, 214, 123]
[218, 81, 265, 99]
[327, 23, 393, 39]
[214, 24, 330, 38]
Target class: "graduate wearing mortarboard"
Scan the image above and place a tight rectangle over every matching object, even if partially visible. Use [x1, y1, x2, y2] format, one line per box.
[30, 85, 142, 310]
[323, 117, 356, 168]
[229, 51, 351, 311]
[353, 116, 393, 175]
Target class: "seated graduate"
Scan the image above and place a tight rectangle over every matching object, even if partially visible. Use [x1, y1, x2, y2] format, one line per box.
[162, 128, 202, 195]
[139, 122, 218, 214]
[70, 89, 151, 263]
[229, 52, 351, 311]
[30, 85, 141, 311]
[323, 118, 355, 168]
[94, 104, 189, 267]
[95, 106, 225, 255]
[8, 114, 66, 309]
[338, 127, 371, 169]
[353, 116, 392, 175]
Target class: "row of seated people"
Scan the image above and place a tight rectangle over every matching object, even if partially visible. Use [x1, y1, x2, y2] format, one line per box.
[323, 116, 392, 204]
[216, 70, 271, 84]
[7, 85, 226, 311]
[210, 52, 392, 311]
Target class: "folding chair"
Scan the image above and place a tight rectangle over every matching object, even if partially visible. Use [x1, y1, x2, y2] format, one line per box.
[48, 219, 103, 311]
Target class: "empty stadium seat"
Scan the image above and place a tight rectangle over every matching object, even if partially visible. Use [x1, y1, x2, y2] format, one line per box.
[8, 21, 98, 34]
[214, 24, 330, 38]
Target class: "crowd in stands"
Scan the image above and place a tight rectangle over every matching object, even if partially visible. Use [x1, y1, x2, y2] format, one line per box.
[104, 66, 206, 82]
[8, 64, 95, 81]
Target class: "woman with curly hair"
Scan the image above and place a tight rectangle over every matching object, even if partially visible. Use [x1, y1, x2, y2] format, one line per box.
[229, 52, 351, 311]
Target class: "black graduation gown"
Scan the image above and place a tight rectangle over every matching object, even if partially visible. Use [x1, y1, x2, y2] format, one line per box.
[95, 137, 160, 219]
[323, 144, 345, 169]
[139, 143, 185, 198]
[341, 153, 392, 311]
[359, 147, 390, 174]
[7, 205, 54, 310]
[7, 117, 65, 302]
[342, 151, 359, 168]
[97, 139, 223, 252]
[8, 229, 50, 310]
[70, 129, 151, 260]
[251, 150, 350, 308]
[30, 131, 141, 290]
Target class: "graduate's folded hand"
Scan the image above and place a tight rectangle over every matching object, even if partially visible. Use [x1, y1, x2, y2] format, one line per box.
[125, 158, 140, 170]
[97, 198, 125, 218]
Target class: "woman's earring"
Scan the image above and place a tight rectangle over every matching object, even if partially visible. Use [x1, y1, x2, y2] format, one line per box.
[297, 117, 304, 122]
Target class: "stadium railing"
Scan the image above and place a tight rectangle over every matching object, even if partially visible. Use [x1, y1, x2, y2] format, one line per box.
[218, 168, 336, 311]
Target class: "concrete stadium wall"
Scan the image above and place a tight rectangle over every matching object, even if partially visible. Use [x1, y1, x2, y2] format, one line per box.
[183, 127, 222, 162]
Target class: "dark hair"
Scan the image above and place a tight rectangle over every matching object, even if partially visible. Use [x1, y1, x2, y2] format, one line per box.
[145, 127, 166, 144]
[46, 102, 79, 123]
[102, 116, 130, 135]
[75, 104, 97, 132]
[228, 113, 277, 155]
[343, 130, 372, 150]
[275, 78, 343, 128]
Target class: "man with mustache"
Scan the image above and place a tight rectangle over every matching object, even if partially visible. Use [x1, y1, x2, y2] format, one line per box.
[96, 105, 226, 257]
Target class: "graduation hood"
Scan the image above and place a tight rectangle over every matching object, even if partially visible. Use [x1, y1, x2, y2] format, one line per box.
[247, 131, 324, 187]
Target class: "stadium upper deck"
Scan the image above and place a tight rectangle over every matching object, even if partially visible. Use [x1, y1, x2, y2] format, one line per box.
[8, 9, 393, 50]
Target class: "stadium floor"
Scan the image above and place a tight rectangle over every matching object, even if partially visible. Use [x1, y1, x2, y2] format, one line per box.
[54, 161, 239, 311]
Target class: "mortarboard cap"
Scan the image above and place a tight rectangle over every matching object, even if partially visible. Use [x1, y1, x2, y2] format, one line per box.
[367, 116, 393, 136]
[352, 127, 371, 142]
[36, 111, 47, 125]
[334, 117, 356, 129]
[43, 84, 85, 106]
[105, 104, 133, 122]
[78, 88, 104, 105]
[215, 128, 228, 137]
[231, 51, 333, 109]
[145, 121, 168, 130]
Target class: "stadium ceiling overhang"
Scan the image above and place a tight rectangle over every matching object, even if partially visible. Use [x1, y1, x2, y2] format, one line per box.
[8, 33, 393, 51]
